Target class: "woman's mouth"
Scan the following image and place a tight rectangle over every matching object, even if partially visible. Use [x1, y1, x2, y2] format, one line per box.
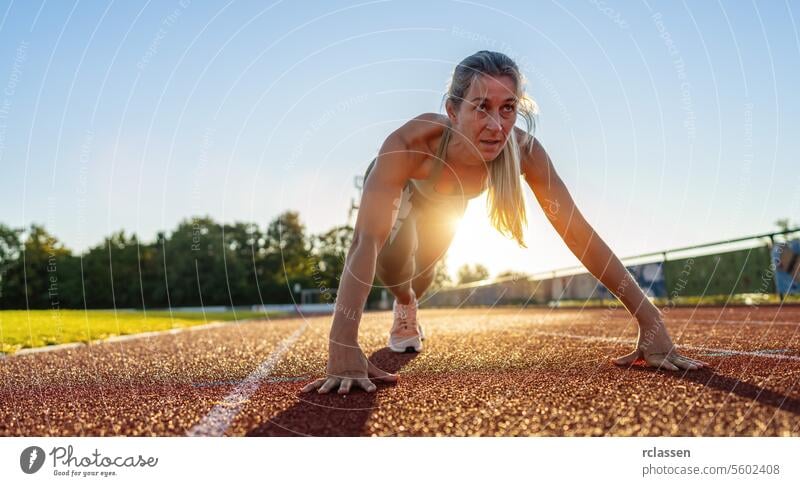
[480, 140, 500, 147]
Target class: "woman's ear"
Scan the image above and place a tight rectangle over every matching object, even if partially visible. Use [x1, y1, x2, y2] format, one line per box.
[445, 99, 457, 123]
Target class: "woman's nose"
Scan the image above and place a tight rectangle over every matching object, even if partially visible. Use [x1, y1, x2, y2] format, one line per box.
[486, 112, 502, 130]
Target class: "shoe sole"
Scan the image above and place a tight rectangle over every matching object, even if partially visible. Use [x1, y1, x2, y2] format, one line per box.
[388, 337, 423, 353]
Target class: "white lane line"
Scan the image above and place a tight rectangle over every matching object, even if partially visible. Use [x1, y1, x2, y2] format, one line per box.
[529, 331, 800, 362]
[526, 318, 800, 327]
[186, 323, 306, 437]
[676, 318, 800, 326]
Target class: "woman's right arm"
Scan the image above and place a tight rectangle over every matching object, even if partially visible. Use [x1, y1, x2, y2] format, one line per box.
[301, 129, 417, 394]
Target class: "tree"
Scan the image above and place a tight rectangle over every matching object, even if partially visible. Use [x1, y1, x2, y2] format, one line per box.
[80, 230, 144, 308]
[264, 211, 312, 303]
[0, 224, 23, 306]
[310, 225, 353, 302]
[775, 218, 797, 233]
[161, 217, 264, 307]
[5, 224, 73, 309]
[496, 270, 530, 282]
[457, 263, 489, 285]
[426, 259, 453, 294]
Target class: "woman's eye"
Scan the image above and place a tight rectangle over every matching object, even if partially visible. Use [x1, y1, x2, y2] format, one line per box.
[475, 104, 514, 113]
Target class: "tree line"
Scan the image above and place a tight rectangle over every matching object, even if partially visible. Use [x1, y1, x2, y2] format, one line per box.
[0, 212, 361, 310]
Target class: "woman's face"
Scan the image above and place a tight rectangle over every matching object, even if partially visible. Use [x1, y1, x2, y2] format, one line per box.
[448, 74, 518, 162]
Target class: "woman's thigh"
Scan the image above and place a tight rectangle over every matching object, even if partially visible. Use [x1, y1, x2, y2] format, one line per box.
[363, 158, 415, 274]
[375, 185, 419, 277]
[366, 158, 465, 280]
[412, 200, 466, 276]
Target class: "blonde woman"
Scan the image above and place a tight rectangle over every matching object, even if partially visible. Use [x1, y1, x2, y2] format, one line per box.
[302, 51, 708, 395]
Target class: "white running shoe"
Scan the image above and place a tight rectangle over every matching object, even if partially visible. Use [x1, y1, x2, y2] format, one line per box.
[388, 292, 424, 353]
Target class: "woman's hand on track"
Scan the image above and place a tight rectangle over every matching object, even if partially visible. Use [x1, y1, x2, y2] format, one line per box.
[301, 341, 397, 394]
[613, 311, 710, 371]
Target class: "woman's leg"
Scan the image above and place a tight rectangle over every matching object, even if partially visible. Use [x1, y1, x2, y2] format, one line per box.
[375, 199, 464, 302]
[364, 158, 417, 305]
[409, 202, 465, 299]
[374, 188, 419, 305]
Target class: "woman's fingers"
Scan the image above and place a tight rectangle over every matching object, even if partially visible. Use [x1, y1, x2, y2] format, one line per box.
[673, 354, 711, 370]
[645, 353, 680, 371]
[614, 347, 710, 372]
[656, 359, 680, 371]
[302, 375, 381, 394]
[300, 378, 327, 393]
[338, 378, 354, 395]
[670, 355, 698, 370]
[317, 377, 340, 394]
[612, 349, 642, 366]
[356, 378, 377, 393]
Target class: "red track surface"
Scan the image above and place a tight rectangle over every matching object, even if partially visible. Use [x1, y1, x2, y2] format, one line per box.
[1, 306, 799, 436]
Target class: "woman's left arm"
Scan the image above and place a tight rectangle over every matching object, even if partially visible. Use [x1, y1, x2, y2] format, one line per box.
[519, 132, 708, 371]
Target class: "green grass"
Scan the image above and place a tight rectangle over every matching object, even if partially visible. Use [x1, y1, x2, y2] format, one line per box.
[0, 309, 288, 355]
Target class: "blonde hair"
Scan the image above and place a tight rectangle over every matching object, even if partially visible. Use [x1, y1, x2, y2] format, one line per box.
[442, 51, 538, 248]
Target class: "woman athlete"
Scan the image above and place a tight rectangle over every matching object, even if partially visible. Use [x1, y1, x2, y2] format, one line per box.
[302, 51, 708, 395]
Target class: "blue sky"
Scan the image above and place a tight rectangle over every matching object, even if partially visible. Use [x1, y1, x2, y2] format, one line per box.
[0, 0, 798, 277]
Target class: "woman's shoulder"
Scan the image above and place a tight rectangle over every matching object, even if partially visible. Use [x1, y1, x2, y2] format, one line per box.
[396, 112, 448, 152]
[512, 126, 536, 155]
[512, 126, 551, 180]
[386, 113, 447, 177]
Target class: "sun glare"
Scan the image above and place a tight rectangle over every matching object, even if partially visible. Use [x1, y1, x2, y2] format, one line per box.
[446, 194, 510, 280]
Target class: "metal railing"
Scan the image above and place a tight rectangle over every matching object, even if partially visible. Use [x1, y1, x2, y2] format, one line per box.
[439, 227, 800, 297]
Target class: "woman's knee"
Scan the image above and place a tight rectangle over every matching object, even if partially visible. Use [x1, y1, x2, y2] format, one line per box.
[376, 252, 415, 284]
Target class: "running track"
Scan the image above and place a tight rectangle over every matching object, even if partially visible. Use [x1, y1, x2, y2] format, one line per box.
[1, 306, 799, 436]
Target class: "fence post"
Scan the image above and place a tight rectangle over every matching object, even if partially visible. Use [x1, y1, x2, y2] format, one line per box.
[768, 234, 783, 300]
[662, 251, 670, 305]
